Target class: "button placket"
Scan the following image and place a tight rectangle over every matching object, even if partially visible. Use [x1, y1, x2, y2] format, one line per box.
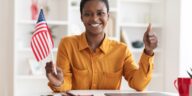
[90, 53, 98, 89]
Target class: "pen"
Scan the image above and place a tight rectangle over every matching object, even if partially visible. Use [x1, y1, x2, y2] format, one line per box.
[66, 91, 94, 96]
[77, 94, 94, 96]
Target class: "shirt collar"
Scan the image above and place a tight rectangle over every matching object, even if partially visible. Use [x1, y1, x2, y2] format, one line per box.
[78, 32, 109, 54]
[79, 32, 89, 51]
[99, 35, 109, 54]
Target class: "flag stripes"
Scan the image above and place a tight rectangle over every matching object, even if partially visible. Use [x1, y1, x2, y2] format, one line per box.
[31, 9, 54, 62]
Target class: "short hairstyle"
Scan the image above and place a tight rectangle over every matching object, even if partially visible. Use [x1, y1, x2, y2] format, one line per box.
[80, 0, 109, 14]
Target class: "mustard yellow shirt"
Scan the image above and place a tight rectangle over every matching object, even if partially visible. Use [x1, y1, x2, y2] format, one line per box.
[48, 32, 154, 92]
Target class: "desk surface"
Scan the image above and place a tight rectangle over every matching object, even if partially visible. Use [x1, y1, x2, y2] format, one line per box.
[38, 90, 178, 96]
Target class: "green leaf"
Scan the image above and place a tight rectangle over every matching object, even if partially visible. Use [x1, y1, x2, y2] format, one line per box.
[187, 71, 192, 78]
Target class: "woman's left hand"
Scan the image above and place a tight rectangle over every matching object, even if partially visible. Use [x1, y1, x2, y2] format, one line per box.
[143, 23, 158, 55]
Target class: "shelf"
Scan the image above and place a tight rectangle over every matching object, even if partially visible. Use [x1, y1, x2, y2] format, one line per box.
[16, 75, 47, 80]
[17, 20, 68, 25]
[70, 6, 79, 11]
[130, 48, 160, 53]
[120, 0, 161, 3]
[120, 23, 162, 28]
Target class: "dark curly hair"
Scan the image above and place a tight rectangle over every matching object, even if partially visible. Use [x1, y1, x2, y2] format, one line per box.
[80, 0, 109, 14]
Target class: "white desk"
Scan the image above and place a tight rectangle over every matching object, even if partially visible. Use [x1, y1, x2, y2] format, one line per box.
[37, 90, 178, 96]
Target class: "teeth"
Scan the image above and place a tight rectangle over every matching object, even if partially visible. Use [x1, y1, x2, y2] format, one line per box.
[91, 24, 100, 27]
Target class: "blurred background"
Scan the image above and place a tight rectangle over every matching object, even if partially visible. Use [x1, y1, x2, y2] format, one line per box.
[0, 0, 192, 96]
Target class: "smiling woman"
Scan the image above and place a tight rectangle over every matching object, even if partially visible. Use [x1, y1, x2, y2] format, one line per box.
[80, 0, 109, 50]
[45, 0, 158, 92]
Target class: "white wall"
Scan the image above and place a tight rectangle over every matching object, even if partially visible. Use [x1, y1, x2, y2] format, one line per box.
[165, 0, 192, 92]
[164, 0, 180, 92]
[164, 0, 192, 92]
[0, 0, 14, 95]
[180, 0, 192, 77]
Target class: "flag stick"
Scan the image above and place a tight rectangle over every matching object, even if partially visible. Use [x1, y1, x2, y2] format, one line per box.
[47, 32, 57, 75]
[50, 46, 57, 75]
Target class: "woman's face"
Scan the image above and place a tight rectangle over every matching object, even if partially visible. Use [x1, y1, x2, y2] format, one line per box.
[81, 0, 109, 35]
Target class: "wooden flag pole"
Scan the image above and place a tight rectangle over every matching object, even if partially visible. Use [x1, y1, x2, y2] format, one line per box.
[47, 32, 57, 75]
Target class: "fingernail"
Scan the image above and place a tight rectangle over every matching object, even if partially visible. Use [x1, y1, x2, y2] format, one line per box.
[148, 32, 153, 36]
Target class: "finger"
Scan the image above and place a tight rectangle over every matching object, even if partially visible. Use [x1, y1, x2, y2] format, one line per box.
[57, 67, 63, 76]
[146, 23, 152, 33]
[45, 62, 53, 70]
[47, 73, 56, 81]
[45, 61, 54, 73]
[148, 33, 157, 39]
[46, 61, 53, 66]
[47, 73, 61, 86]
[149, 36, 156, 40]
[147, 32, 157, 42]
[148, 32, 154, 37]
[150, 39, 157, 44]
[148, 37, 157, 43]
[148, 38, 158, 47]
[56, 67, 63, 74]
[57, 67, 64, 81]
[46, 63, 53, 69]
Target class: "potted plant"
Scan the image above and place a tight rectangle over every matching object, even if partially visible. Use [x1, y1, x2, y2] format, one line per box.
[187, 68, 192, 78]
[188, 68, 192, 96]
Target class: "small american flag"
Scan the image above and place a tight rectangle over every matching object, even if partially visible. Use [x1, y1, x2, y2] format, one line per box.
[31, 9, 54, 62]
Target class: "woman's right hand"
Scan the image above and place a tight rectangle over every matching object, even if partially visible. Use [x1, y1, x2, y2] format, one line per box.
[45, 61, 64, 87]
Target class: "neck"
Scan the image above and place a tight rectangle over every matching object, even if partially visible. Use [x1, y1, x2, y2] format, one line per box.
[85, 32, 105, 52]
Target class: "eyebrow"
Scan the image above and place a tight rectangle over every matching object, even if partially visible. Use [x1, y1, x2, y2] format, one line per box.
[83, 9, 107, 13]
[97, 9, 107, 12]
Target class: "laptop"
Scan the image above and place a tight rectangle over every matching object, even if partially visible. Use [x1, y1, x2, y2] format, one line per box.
[104, 92, 177, 96]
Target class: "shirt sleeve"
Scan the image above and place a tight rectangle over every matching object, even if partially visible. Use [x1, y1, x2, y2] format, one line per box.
[48, 38, 72, 92]
[123, 47, 154, 91]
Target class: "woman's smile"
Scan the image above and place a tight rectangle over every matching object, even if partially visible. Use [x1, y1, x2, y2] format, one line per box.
[90, 23, 101, 27]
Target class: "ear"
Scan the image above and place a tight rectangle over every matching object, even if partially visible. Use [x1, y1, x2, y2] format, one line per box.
[107, 12, 110, 21]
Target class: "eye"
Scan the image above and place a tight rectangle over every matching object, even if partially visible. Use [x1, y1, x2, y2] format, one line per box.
[83, 12, 91, 17]
[97, 11, 106, 16]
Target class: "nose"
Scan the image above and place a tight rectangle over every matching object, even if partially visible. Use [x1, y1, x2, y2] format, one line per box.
[91, 14, 99, 22]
